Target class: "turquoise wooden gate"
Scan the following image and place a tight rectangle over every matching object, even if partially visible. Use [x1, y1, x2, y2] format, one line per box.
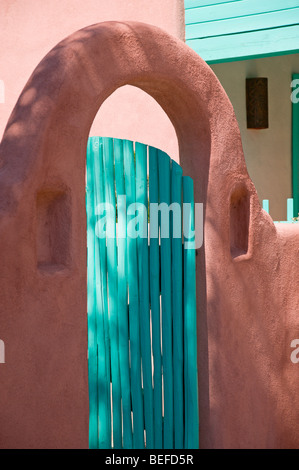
[86, 136, 199, 449]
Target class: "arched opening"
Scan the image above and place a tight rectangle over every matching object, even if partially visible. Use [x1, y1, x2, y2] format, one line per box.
[89, 85, 179, 162]
[86, 85, 198, 449]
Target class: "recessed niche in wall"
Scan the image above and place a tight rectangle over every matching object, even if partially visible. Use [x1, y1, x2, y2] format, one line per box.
[230, 185, 250, 259]
[36, 189, 71, 271]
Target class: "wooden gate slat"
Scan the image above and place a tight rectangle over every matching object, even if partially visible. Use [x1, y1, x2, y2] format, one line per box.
[92, 136, 111, 448]
[135, 142, 154, 448]
[86, 137, 98, 449]
[123, 139, 144, 449]
[171, 161, 184, 449]
[183, 176, 199, 450]
[158, 150, 174, 449]
[97, 138, 112, 447]
[149, 146, 163, 449]
[102, 137, 122, 449]
[114, 138, 133, 449]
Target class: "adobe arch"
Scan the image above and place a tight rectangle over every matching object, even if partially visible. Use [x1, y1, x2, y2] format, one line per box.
[0, 22, 295, 449]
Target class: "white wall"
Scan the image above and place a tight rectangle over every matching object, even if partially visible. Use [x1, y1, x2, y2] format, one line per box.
[211, 54, 299, 221]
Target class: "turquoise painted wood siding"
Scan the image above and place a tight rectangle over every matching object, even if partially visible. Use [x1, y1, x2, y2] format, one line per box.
[185, 0, 299, 63]
[86, 137, 199, 449]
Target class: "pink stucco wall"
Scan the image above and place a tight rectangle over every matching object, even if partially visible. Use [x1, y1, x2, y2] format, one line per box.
[0, 21, 299, 449]
[0, 0, 184, 160]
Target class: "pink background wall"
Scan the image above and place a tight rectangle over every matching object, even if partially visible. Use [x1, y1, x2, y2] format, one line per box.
[0, 0, 184, 160]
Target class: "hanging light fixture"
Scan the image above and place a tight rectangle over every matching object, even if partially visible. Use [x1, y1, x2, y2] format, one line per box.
[246, 77, 268, 129]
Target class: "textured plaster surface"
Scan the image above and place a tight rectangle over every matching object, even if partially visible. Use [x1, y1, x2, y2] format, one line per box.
[0, 21, 298, 449]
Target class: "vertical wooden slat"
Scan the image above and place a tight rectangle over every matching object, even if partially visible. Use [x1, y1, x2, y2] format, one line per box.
[123, 139, 144, 449]
[183, 176, 199, 449]
[102, 137, 122, 449]
[114, 138, 133, 449]
[287, 198, 294, 221]
[149, 146, 163, 449]
[86, 137, 98, 449]
[135, 142, 154, 448]
[92, 137, 111, 448]
[171, 161, 184, 449]
[158, 150, 173, 449]
[97, 138, 112, 447]
[262, 199, 270, 214]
